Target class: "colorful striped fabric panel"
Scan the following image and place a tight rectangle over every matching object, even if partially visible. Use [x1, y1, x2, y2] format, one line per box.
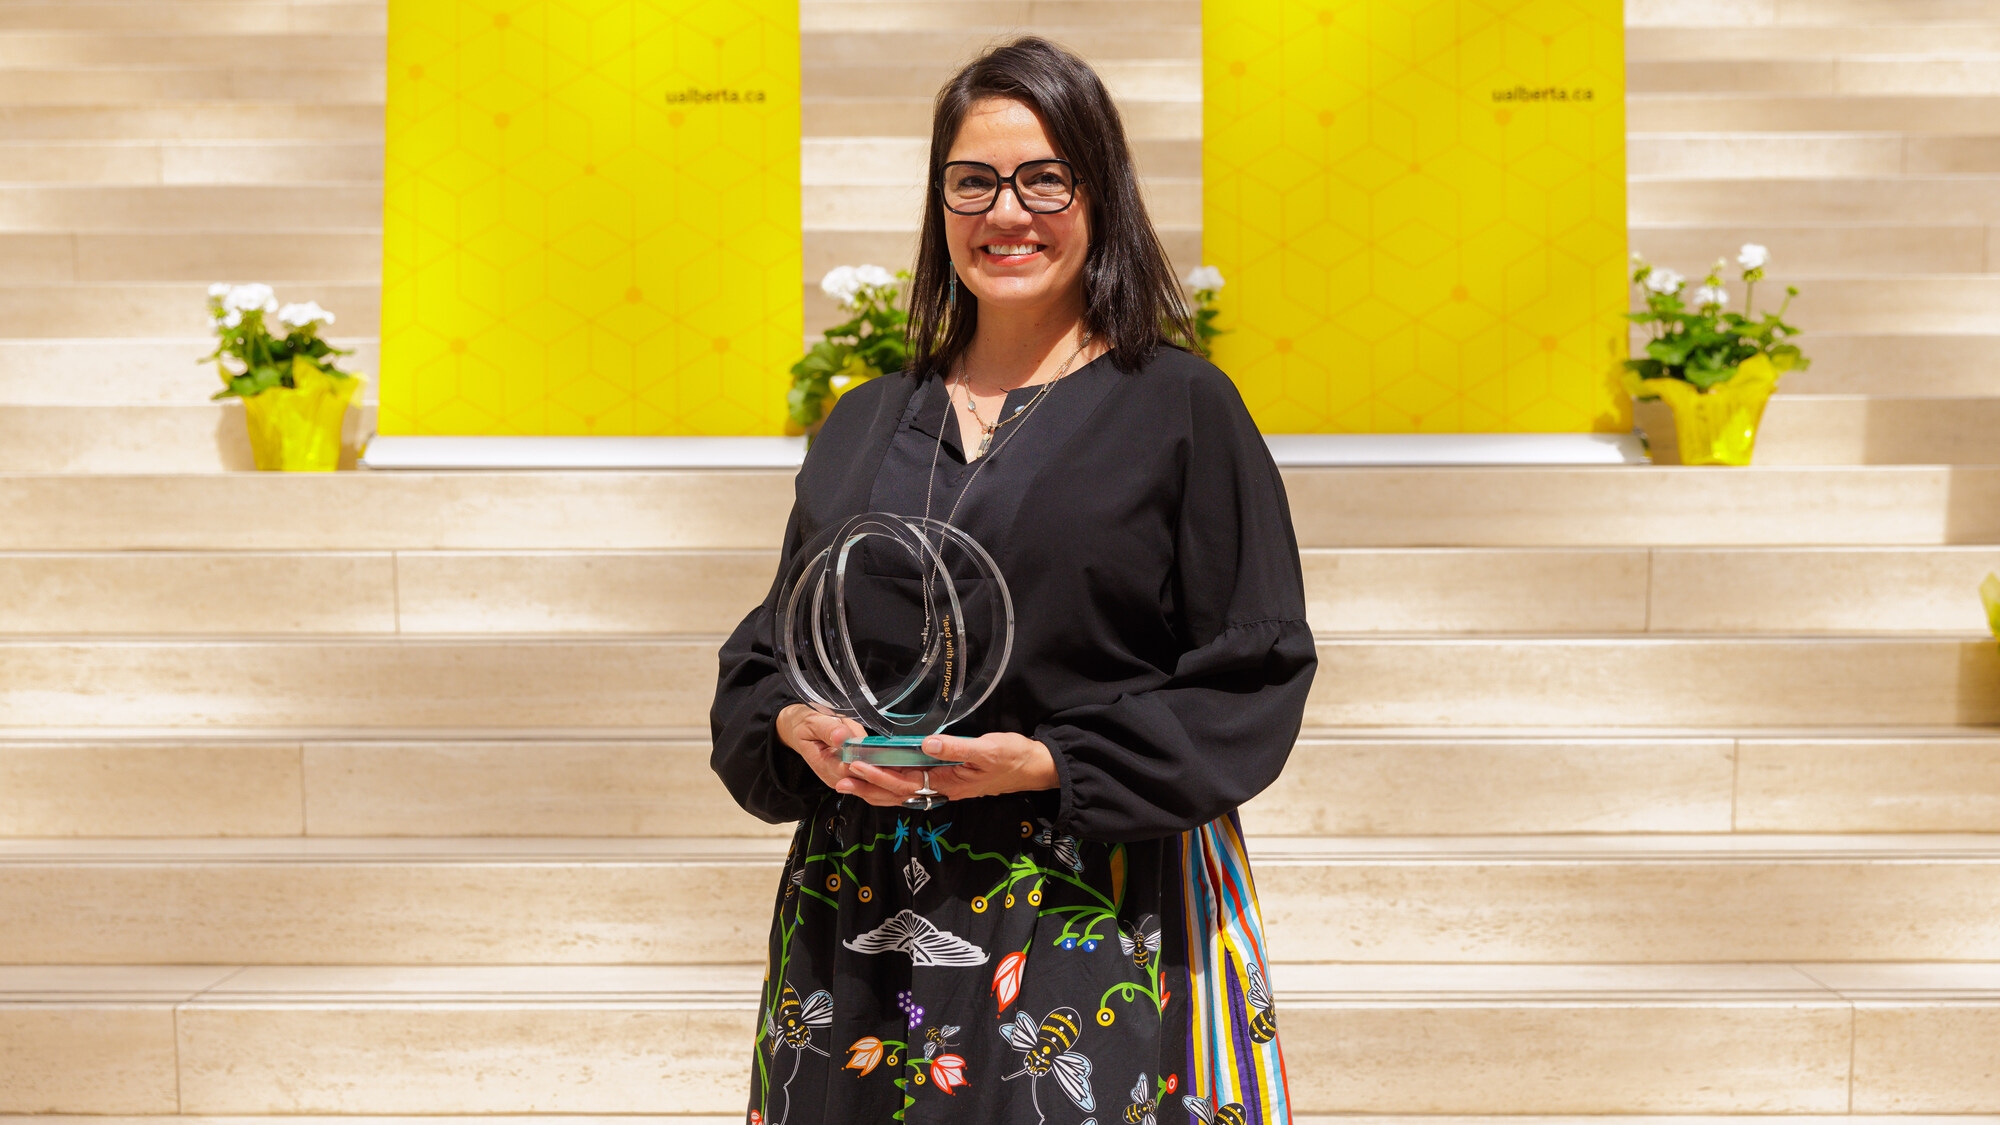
[1179, 810, 1291, 1122]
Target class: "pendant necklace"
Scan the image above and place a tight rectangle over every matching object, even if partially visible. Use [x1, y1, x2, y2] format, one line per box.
[901, 330, 1092, 810]
[915, 330, 1094, 638]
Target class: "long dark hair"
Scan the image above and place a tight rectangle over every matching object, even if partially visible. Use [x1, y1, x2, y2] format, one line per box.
[906, 37, 1197, 378]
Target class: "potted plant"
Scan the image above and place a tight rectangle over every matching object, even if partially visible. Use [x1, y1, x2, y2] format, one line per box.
[1984, 572, 2000, 647]
[1624, 244, 1809, 466]
[1183, 265, 1226, 354]
[788, 265, 907, 437]
[204, 283, 359, 471]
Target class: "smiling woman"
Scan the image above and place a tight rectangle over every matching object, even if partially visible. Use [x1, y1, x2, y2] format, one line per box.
[714, 36, 1314, 1125]
[906, 39, 1195, 392]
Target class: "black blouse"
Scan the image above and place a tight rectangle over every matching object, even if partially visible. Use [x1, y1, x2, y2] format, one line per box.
[709, 346, 1317, 843]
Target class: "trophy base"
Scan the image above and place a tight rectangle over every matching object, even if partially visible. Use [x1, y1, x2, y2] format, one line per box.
[838, 736, 965, 767]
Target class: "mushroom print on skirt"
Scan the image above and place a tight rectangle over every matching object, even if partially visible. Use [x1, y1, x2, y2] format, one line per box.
[747, 796, 1291, 1123]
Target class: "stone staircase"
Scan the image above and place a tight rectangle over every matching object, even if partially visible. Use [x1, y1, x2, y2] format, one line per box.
[4, 0, 2000, 1118]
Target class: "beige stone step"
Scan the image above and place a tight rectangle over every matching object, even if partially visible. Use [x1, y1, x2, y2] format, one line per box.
[0, 102, 382, 141]
[1629, 23, 2000, 58]
[1630, 57, 2000, 95]
[5, 467, 1999, 550]
[0, 736, 776, 838]
[15, 962, 1996, 1111]
[1629, 130, 1900, 176]
[1635, 133, 2000, 181]
[804, 94, 1200, 138]
[1628, 94, 2000, 133]
[802, 0, 1199, 33]
[0, 231, 380, 283]
[1760, 276, 2000, 333]
[0, 1, 386, 34]
[1739, 394, 2000, 465]
[805, 176, 1198, 228]
[0, 66, 384, 103]
[30, 1117, 1875, 1125]
[12, 730, 2000, 837]
[1630, 177, 2000, 225]
[0, 30, 383, 67]
[1629, 222, 1991, 274]
[13, 835, 2000, 964]
[0, 337, 379, 405]
[1630, 57, 1841, 93]
[801, 134, 1201, 182]
[1639, 133, 2000, 178]
[0, 186, 379, 233]
[26, 962, 1997, 1113]
[807, 57, 1197, 99]
[0, 964, 753, 1114]
[0, 282, 376, 337]
[803, 25, 1201, 63]
[2, 634, 1996, 730]
[8, 544, 1997, 636]
[0, 139, 383, 184]
[1628, 0, 2000, 26]
[1777, 333, 2000, 395]
[0, 402, 375, 471]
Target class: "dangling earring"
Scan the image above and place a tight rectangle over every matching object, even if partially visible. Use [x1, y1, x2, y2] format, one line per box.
[948, 271, 957, 309]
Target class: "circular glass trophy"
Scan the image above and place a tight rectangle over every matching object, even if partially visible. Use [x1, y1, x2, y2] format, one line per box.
[777, 513, 1015, 810]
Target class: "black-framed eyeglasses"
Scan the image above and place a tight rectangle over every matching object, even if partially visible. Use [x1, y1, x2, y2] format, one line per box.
[939, 159, 1081, 215]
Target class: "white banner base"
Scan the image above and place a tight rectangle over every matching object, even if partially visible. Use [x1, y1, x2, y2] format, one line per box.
[360, 432, 1646, 470]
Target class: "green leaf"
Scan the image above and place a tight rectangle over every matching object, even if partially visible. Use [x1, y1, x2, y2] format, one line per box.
[1685, 364, 1736, 390]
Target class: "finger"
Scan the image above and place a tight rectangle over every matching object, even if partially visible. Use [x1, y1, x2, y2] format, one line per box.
[922, 734, 988, 765]
[805, 718, 856, 747]
[926, 765, 987, 801]
[846, 761, 923, 798]
[835, 775, 910, 807]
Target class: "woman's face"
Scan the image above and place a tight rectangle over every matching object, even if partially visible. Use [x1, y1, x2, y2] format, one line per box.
[942, 97, 1090, 319]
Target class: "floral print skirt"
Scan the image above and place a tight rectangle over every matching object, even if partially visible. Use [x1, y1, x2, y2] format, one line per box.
[749, 793, 1289, 1125]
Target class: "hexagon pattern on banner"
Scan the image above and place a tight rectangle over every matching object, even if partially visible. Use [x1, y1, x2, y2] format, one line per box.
[1204, 0, 1629, 434]
[381, 0, 801, 435]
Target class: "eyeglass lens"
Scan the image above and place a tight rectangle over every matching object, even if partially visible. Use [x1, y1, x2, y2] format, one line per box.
[942, 161, 1076, 214]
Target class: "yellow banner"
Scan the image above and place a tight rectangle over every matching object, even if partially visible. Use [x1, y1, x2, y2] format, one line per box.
[1204, 1, 1628, 433]
[381, 0, 801, 435]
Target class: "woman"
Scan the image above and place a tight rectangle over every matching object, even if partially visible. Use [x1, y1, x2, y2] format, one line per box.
[712, 37, 1316, 1125]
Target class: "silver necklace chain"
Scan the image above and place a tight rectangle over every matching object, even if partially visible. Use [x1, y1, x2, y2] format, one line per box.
[922, 330, 1093, 534]
[915, 331, 1093, 645]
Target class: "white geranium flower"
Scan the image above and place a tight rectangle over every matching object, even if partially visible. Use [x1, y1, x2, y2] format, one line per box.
[223, 282, 277, 315]
[277, 301, 334, 329]
[222, 309, 243, 329]
[208, 282, 231, 298]
[1184, 265, 1226, 291]
[852, 264, 896, 290]
[820, 265, 862, 309]
[1644, 267, 1684, 294]
[1738, 243, 1769, 270]
[1693, 284, 1729, 308]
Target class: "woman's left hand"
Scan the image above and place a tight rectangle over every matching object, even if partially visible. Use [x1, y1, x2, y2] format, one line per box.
[840, 732, 1059, 805]
[923, 732, 1060, 800]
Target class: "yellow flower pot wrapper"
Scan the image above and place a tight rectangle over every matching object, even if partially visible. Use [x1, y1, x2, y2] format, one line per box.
[1628, 353, 1782, 466]
[1623, 246, 1809, 465]
[1982, 572, 2000, 646]
[240, 357, 359, 471]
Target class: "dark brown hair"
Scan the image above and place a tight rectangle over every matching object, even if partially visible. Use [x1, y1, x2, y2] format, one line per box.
[906, 37, 1197, 378]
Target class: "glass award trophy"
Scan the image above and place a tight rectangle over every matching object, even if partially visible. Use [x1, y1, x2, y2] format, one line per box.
[777, 513, 1015, 810]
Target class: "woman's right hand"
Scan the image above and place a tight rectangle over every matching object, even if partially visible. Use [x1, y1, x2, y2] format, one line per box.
[776, 704, 915, 808]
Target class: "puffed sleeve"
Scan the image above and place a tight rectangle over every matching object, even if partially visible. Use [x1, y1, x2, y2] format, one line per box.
[1032, 371, 1317, 842]
[710, 501, 828, 824]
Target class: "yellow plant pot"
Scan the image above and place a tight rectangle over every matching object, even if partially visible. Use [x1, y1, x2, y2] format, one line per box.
[1635, 354, 1781, 467]
[240, 360, 359, 471]
[1982, 572, 2000, 645]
